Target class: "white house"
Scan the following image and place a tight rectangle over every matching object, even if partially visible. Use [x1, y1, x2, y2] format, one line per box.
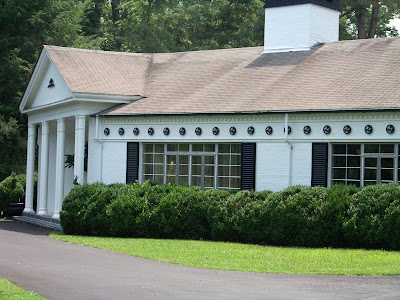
[18, 0, 400, 227]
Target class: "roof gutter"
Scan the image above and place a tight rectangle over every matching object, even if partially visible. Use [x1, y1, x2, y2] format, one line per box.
[90, 108, 400, 118]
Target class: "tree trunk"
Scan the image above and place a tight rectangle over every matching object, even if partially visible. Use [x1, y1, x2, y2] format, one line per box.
[356, 7, 367, 39]
[367, 2, 380, 39]
[112, 0, 121, 26]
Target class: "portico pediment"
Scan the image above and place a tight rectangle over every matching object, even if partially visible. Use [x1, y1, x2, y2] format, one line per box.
[20, 48, 73, 113]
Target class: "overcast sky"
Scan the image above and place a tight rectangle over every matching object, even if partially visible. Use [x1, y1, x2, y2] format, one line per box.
[390, 18, 400, 29]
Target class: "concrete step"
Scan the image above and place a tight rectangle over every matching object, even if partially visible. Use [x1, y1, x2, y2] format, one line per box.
[13, 214, 63, 232]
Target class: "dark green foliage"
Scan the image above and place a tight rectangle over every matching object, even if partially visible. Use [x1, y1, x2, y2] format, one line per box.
[0, 172, 37, 216]
[60, 183, 127, 235]
[343, 183, 400, 249]
[61, 183, 400, 250]
[0, 117, 26, 181]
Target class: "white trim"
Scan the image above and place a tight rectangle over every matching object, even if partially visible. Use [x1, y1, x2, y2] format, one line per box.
[54, 118, 66, 220]
[22, 97, 74, 114]
[74, 115, 86, 185]
[38, 121, 49, 215]
[24, 124, 36, 213]
[72, 92, 142, 102]
[20, 51, 74, 113]
[98, 111, 400, 124]
[20, 50, 49, 112]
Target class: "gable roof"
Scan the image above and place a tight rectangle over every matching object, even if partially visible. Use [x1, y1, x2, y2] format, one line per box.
[44, 45, 150, 97]
[43, 38, 400, 116]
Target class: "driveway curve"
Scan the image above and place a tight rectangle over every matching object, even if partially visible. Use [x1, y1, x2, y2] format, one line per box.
[1, 220, 399, 300]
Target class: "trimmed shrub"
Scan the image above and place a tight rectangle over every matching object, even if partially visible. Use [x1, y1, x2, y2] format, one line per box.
[106, 182, 174, 237]
[60, 182, 400, 250]
[60, 183, 127, 235]
[207, 189, 272, 243]
[383, 199, 400, 250]
[343, 183, 400, 249]
[0, 173, 37, 216]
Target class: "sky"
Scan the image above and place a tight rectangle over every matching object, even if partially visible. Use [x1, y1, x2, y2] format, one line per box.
[390, 18, 400, 29]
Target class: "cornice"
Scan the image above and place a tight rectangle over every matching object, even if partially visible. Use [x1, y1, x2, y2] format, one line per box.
[98, 111, 400, 124]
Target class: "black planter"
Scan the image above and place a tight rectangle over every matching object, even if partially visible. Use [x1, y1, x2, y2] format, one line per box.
[8, 203, 24, 216]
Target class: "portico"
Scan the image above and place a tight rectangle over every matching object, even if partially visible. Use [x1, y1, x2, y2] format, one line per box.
[23, 115, 86, 219]
[18, 45, 135, 222]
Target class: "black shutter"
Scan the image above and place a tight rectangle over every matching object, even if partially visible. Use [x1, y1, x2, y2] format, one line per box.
[241, 143, 256, 190]
[311, 143, 328, 187]
[126, 142, 139, 184]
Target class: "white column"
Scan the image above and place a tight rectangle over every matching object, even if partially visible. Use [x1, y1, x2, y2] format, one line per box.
[74, 115, 86, 185]
[24, 124, 36, 213]
[38, 121, 49, 215]
[53, 119, 65, 219]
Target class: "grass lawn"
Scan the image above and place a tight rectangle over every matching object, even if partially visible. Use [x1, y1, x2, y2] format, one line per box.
[50, 233, 400, 276]
[0, 278, 46, 300]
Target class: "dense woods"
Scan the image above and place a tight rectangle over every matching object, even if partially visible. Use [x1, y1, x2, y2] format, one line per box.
[1, 0, 399, 181]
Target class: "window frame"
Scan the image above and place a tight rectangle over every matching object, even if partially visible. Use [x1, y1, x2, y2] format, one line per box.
[141, 143, 241, 190]
[330, 143, 399, 187]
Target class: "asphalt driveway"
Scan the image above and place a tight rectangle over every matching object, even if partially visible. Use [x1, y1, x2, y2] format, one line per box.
[1, 220, 399, 300]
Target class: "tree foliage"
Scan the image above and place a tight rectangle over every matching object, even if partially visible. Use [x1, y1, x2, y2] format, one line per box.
[340, 0, 400, 39]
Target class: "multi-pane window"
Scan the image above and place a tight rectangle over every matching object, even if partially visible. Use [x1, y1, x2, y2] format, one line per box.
[142, 143, 241, 190]
[332, 144, 398, 187]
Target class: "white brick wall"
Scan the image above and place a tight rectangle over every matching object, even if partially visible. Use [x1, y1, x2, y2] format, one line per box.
[256, 142, 290, 192]
[89, 111, 400, 192]
[291, 143, 312, 186]
[101, 142, 127, 185]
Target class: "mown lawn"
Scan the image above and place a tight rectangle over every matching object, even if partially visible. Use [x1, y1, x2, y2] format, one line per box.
[50, 233, 400, 276]
[0, 278, 45, 300]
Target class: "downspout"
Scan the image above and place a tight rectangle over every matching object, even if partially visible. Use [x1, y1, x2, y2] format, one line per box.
[95, 115, 103, 182]
[285, 114, 293, 187]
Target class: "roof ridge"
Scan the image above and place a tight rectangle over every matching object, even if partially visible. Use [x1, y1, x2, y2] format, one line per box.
[44, 45, 151, 57]
[43, 44, 264, 56]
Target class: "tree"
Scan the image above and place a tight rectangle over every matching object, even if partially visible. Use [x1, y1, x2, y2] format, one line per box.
[340, 0, 400, 39]
[0, 117, 26, 181]
[117, 0, 264, 53]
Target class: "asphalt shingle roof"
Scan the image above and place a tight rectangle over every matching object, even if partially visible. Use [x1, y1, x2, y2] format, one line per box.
[44, 37, 400, 115]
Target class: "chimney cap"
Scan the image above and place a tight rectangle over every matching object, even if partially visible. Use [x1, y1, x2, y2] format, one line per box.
[264, 0, 340, 11]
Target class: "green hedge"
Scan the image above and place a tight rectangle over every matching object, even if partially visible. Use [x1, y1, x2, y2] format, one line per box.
[0, 173, 37, 216]
[60, 182, 400, 250]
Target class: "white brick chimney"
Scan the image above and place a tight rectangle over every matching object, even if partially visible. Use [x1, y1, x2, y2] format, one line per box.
[264, 0, 340, 53]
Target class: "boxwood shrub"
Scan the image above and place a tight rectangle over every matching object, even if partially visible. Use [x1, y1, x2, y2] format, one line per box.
[0, 173, 37, 216]
[60, 182, 400, 250]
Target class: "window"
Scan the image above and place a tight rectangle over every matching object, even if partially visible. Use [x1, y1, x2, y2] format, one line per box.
[331, 144, 398, 187]
[142, 143, 241, 190]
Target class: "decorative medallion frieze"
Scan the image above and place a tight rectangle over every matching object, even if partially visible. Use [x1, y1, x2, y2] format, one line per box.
[343, 125, 351, 134]
[386, 124, 395, 134]
[212, 127, 219, 135]
[323, 125, 331, 134]
[195, 127, 202, 136]
[364, 125, 373, 134]
[303, 126, 311, 135]
[247, 126, 255, 135]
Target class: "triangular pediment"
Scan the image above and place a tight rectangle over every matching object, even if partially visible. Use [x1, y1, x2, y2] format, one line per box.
[20, 48, 73, 113]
